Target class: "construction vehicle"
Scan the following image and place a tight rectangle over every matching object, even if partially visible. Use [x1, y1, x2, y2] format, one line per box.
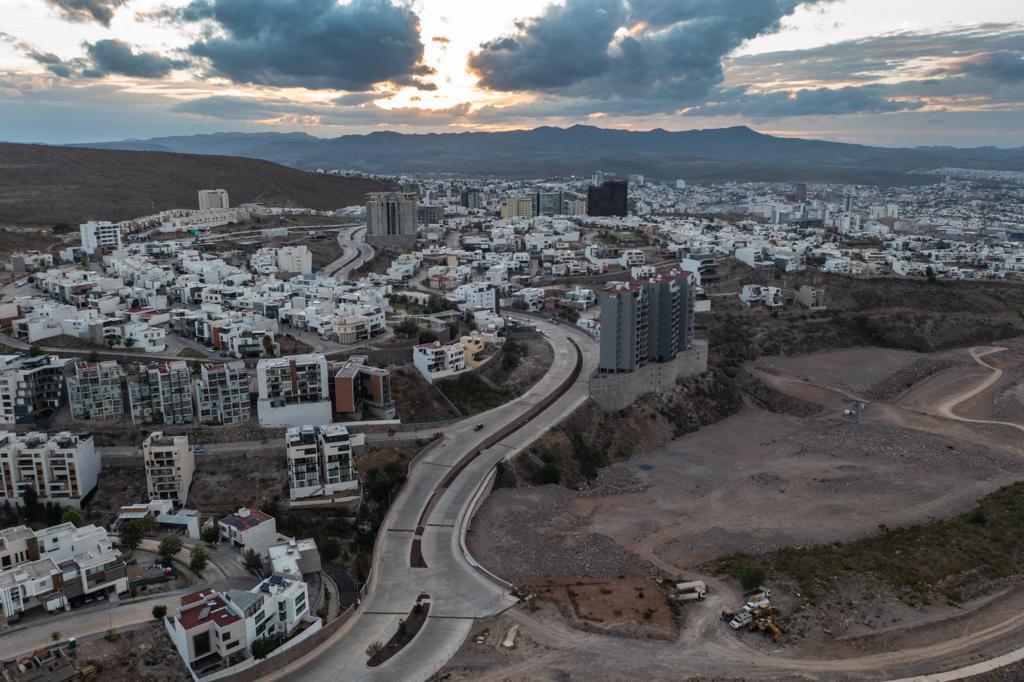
[755, 616, 783, 640]
[675, 580, 707, 596]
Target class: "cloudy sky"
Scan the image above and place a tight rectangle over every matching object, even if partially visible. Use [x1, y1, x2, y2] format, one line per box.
[2, 0, 1022, 146]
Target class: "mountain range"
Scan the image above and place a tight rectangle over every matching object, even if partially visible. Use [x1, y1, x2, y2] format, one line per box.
[75, 125, 1024, 185]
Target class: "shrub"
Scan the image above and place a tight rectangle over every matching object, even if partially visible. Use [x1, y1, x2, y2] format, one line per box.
[740, 565, 766, 591]
[152, 605, 167, 620]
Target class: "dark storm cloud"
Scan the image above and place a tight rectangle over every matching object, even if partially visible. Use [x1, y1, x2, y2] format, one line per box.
[83, 39, 187, 78]
[42, 0, 128, 26]
[20, 39, 186, 79]
[172, 0, 431, 90]
[468, 0, 827, 108]
[686, 85, 925, 117]
[934, 50, 1024, 82]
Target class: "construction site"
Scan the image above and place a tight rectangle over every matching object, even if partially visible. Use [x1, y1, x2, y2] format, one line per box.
[448, 339, 1024, 681]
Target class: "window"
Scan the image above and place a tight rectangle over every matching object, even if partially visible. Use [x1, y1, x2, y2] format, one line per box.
[193, 632, 211, 657]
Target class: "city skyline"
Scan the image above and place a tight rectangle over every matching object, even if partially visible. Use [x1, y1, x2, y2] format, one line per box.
[1, 0, 1022, 146]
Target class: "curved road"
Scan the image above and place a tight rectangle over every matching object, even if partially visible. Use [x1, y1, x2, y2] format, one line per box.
[323, 224, 374, 281]
[269, 318, 598, 681]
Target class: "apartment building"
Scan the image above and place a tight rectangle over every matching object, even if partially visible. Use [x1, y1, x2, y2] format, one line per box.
[143, 432, 195, 507]
[0, 526, 37, 570]
[0, 431, 100, 508]
[79, 221, 122, 255]
[285, 424, 363, 503]
[500, 197, 535, 219]
[198, 189, 230, 210]
[195, 362, 250, 425]
[255, 354, 331, 427]
[218, 507, 277, 556]
[67, 360, 124, 421]
[598, 271, 695, 374]
[128, 362, 195, 426]
[0, 522, 128, 622]
[0, 355, 68, 426]
[166, 575, 310, 676]
[366, 191, 418, 248]
[332, 356, 395, 419]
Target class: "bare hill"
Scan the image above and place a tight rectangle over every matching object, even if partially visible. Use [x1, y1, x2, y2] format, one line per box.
[0, 143, 394, 226]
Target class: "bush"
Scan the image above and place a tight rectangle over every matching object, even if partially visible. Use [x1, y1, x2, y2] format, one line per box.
[118, 519, 146, 553]
[739, 565, 766, 591]
[538, 462, 561, 485]
[243, 548, 263, 573]
[201, 524, 220, 544]
[152, 605, 167, 620]
[320, 537, 341, 562]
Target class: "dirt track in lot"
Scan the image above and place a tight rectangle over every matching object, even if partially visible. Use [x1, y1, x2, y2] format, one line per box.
[452, 342, 1024, 681]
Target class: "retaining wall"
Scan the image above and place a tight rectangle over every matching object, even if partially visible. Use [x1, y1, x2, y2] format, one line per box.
[589, 339, 708, 412]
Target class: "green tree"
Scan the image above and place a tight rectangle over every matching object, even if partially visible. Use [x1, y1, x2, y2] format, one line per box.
[320, 537, 341, 562]
[395, 318, 419, 338]
[739, 565, 766, 591]
[201, 524, 220, 544]
[20, 486, 40, 523]
[538, 462, 561, 485]
[61, 509, 83, 527]
[157, 535, 183, 567]
[189, 546, 210, 576]
[28, 345, 43, 358]
[417, 329, 438, 344]
[152, 604, 167, 620]
[925, 265, 937, 283]
[86, 349, 100, 363]
[243, 548, 263, 574]
[118, 519, 146, 553]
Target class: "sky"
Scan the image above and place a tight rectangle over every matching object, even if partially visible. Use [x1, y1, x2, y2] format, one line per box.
[1, 0, 1022, 147]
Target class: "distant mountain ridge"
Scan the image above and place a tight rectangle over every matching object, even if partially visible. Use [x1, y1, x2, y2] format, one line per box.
[76, 125, 1024, 185]
[0, 143, 394, 226]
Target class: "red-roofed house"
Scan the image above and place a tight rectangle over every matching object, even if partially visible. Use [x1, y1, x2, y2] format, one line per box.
[218, 507, 277, 556]
[166, 588, 248, 675]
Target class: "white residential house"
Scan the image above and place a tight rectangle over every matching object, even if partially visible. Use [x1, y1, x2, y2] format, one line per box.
[166, 575, 312, 678]
[218, 508, 278, 557]
[412, 341, 467, 383]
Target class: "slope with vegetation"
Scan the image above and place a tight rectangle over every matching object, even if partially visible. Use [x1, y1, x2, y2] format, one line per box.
[0, 143, 394, 226]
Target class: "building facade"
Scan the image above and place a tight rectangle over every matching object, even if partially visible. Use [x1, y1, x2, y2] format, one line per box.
[142, 431, 194, 507]
[198, 189, 230, 211]
[255, 354, 331, 427]
[195, 362, 250, 425]
[67, 361, 124, 421]
[366, 192, 417, 248]
[587, 180, 628, 217]
[0, 431, 101, 508]
[332, 356, 395, 419]
[128, 362, 195, 425]
[0, 355, 68, 426]
[79, 221, 122, 255]
[285, 424, 362, 502]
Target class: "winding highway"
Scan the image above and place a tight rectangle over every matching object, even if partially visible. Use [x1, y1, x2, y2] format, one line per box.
[268, 318, 599, 681]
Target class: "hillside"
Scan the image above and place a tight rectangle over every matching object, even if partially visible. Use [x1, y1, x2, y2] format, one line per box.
[0, 143, 394, 226]
[78, 125, 1024, 185]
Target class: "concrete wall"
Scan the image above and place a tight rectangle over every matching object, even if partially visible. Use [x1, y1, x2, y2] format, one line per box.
[256, 400, 332, 427]
[589, 339, 708, 412]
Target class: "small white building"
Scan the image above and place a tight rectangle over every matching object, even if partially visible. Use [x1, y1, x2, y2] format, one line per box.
[79, 221, 122, 255]
[218, 507, 278, 557]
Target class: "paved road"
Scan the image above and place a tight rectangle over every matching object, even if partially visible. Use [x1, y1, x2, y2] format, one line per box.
[268, 316, 598, 681]
[322, 224, 373, 281]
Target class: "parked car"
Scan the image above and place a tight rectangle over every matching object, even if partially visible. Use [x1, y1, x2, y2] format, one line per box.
[194, 447, 205, 454]
[474, 423, 484, 431]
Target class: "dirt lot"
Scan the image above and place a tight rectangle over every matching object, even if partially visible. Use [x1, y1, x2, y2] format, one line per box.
[188, 448, 288, 514]
[75, 621, 190, 681]
[458, 341, 1024, 680]
[524, 577, 677, 640]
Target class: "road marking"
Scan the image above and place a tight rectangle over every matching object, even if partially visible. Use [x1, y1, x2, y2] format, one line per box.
[426, 523, 455, 528]
[419, 461, 455, 468]
[388, 529, 416, 533]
